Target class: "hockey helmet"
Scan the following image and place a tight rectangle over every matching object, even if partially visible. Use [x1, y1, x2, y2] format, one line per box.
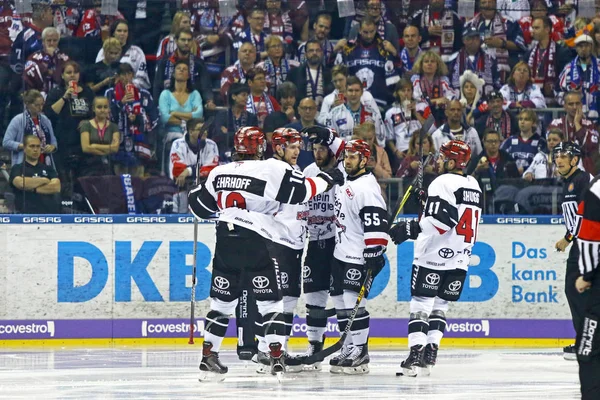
[552, 141, 582, 159]
[234, 126, 266, 156]
[272, 127, 304, 149]
[439, 140, 471, 168]
[344, 139, 371, 161]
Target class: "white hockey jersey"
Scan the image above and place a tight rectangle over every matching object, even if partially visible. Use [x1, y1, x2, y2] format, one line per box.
[96, 45, 151, 90]
[169, 136, 219, 180]
[325, 103, 388, 147]
[414, 173, 483, 271]
[318, 89, 379, 126]
[333, 172, 389, 264]
[304, 162, 337, 242]
[431, 125, 483, 156]
[385, 101, 435, 153]
[189, 158, 329, 240]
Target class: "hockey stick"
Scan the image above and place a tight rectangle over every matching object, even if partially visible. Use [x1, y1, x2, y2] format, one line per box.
[303, 269, 373, 364]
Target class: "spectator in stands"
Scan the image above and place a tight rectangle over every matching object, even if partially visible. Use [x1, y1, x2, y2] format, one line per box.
[105, 63, 158, 177]
[449, 26, 500, 99]
[84, 38, 122, 94]
[557, 34, 600, 121]
[9, 135, 61, 214]
[519, 0, 565, 47]
[411, 50, 456, 126]
[475, 90, 518, 140]
[526, 16, 573, 99]
[431, 99, 482, 155]
[287, 39, 332, 109]
[79, 96, 120, 177]
[410, 0, 463, 62]
[3, 90, 57, 167]
[169, 118, 219, 213]
[341, 0, 390, 37]
[246, 67, 281, 129]
[0, 0, 16, 134]
[497, 0, 530, 21]
[464, 0, 526, 79]
[75, 0, 123, 39]
[385, 79, 434, 167]
[297, 12, 336, 68]
[156, 11, 197, 62]
[593, 22, 600, 58]
[348, 0, 399, 55]
[23, 27, 70, 98]
[337, 18, 399, 107]
[500, 61, 547, 110]
[45, 61, 94, 197]
[256, 36, 299, 98]
[285, 97, 323, 169]
[523, 128, 566, 181]
[459, 70, 487, 127]
[467, 129, 518, 181]
[263, 81, 298, 137]
[220, 42, 257, 103]
[95, 19, 150, 90]
[154, 28, 215, 111]
[262, 0, 294, 50]
[501, 108, 547, 174]
[318, 64, 379, 125]
[359, 121, 392, 195]
[233, 8, 268, 61]
[547, 91, 600, 174]
[211, 82, 259, 162]
[397, 25, 422, 79]
[325, 76, 387, 146]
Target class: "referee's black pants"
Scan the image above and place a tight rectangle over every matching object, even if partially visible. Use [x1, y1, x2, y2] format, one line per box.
[566, 241, 590, 336]
[577, 269, 600, 400]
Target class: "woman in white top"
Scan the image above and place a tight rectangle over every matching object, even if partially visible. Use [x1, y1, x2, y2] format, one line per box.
[95, 19, 150, 90]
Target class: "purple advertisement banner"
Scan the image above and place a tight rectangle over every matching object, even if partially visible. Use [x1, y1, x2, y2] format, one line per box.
[0, 318, 575, 340]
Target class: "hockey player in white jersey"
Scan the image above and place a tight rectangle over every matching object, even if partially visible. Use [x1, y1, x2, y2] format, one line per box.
[188, 126, 344, 379]
[389, 140, 483, 377]
[329, 139, 389, 374]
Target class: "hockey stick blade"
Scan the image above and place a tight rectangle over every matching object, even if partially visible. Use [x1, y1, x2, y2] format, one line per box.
[303, 270, 373, 364]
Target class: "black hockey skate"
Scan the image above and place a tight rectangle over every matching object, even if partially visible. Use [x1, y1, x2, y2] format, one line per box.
[563, 344, 577, 361]
[237, 344, 258, 362]
[269, 342, 286, 380]
[255, 350, 271, 374]
[421, 343, 439, 376]
[329, 345, 355, 374]
[199, 342, 228, 382]
[339, 344, 370, 375]
[286, 340, 325, 372]
[399, 345, 425, 377]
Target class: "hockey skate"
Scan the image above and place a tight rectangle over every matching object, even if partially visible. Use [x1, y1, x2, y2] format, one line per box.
[340, 344, 370, 375]
[269, 342, 286, 381]
[199, 342, 228, 382]
[255, 350, 271, 374]
[399, 345, 425, 377]
[563, 344, 577, 361]
[329, 345, 355, 374]
[421, 343, 439, 376]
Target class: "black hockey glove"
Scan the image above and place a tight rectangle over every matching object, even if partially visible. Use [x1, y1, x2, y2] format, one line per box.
[302, 126, 336, 146]
[363, 246, 386, 278]
[388, 220, 421, 245]
[317, 168, 345, 191]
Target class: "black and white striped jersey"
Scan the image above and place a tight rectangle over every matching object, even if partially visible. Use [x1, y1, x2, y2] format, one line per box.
[577, 175, 600, 281]
[560, 169, 593, 237]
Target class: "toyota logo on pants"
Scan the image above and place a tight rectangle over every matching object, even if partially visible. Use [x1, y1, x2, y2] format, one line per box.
[448, 280, 462, 291]
[425, 273, 440, 285]
[214, 276, 230, 290]
[281, 272, 289, 285]
[302, 265, 311, 279]
[252, 276, 270, 289]
[346, 268, 362, 281]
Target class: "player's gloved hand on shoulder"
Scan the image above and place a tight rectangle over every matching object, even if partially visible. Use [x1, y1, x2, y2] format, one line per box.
[317, 167, 344, 190]
[363, 245, 386, 278]
[302, 126, 336, 146]
[388, 220, 421, 245]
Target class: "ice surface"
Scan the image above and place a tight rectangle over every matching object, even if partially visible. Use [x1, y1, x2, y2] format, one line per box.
[0, 348, 580, 400]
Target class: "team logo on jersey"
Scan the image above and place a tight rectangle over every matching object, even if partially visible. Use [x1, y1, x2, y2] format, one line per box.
[281, 272, 289, 285]
[448, 280, 462, 292]
[345, 187, 355, 199]
[568, 183, 575, 192]
[214, 276, 230, 290]
[252, 276, 270, 289]
[346, 268, 362, 281]
[302, 266, 311, 279]
[355, 68, 374, 90]
[425, 273, 441, 286]
[438, 248, 455, 259]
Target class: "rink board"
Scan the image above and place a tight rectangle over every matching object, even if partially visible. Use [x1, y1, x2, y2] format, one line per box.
[0, 215, 575, 346]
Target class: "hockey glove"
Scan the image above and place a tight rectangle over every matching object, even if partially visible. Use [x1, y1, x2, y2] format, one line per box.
[302, 126, 336, 146]
[388, 220, 421, 245]
[317, 167, 345, 191]
[363, 246, 386, 278]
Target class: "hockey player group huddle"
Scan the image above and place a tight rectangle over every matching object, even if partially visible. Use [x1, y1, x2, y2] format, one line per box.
[188, 124, 483, 380]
